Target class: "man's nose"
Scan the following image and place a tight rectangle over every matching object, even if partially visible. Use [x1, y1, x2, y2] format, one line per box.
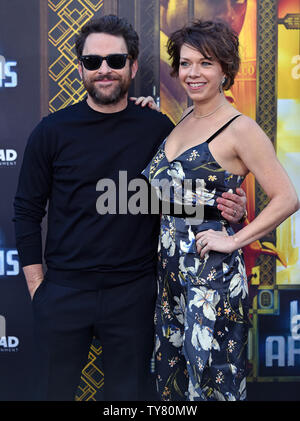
[97, 58, 112, 73]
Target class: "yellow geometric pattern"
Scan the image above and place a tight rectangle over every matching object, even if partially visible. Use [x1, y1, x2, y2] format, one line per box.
[48, 0, 103, 112]
[47, 0, 105, 400]
[75, 342, 104, 401]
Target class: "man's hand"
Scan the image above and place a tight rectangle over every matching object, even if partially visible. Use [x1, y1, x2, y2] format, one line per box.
[23, 264, 44, 300]
[129, 96, 160, 112]
[216, 187, 247, 224]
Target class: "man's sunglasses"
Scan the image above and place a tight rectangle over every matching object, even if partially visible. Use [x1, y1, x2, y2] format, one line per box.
[79, 54, 131, 70]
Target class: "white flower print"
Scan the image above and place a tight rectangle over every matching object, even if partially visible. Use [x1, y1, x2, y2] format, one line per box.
[239, 377, 247, 400]
[191, 324, 213, 351]
[196, 356, 205, 371]
[227, 339, 237, 353]
[183, 178, 205, 206]
[202, 188, 216, 206]
[188, 379, 200, 401]
[178, 255, 205, 287]
[179, 226, 195, 253]
[225, 392, 236, 401]
[223, 262, 229, 274]
[229, 255, 248, 299]
[167, 161, 185, 181]
[229, 364, 237, 375]
[168, 326, 183, 348]
[167, 162, 187, 207]
[183, 179, 215, 207]
[179, 256, 200, 278]
[173, 294, 186, 325]
[161, 226, 175, 257]
[187, 150, 200, 161]
[155, 335, 161, 354]
[212, 337, 220, 352]
[168, 356, 179, 367]
[188, 287, 220, 321]
[215, 370, 224, 384]
[207, 269, 217, 281]
[157, 237, 161, 253]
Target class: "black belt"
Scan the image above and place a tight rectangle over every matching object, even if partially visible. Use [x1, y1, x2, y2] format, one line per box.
[159, 200, 221, 220]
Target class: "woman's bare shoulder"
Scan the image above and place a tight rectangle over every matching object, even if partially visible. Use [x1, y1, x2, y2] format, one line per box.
[230, 113, 275, 162]
[232, 114, 263, 132]
[231, 114, 269, 143]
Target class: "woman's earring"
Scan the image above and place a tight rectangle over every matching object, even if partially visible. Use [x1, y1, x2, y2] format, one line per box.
[219, 76, 226, 92]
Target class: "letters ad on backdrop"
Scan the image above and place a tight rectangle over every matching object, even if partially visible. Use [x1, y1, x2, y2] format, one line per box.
[0, 0, 299, 402]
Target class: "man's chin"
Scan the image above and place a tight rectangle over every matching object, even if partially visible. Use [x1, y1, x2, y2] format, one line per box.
[91, 88, 128, 106]
[92, 94, 125, 106]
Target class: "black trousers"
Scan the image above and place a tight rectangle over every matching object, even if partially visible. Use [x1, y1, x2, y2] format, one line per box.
[31, 272, 157, 401]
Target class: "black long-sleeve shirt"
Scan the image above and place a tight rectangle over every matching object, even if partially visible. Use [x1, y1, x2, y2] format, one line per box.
[13, 100, 174, 289]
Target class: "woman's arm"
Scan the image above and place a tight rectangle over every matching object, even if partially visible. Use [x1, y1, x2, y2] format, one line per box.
[133, 99, 247, 223]
[196, 116, 299, 257]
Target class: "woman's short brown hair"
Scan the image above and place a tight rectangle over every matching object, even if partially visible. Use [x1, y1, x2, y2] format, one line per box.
[167, 20, 240, 90]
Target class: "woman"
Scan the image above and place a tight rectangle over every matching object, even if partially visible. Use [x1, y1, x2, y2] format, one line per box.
[142, 20, 299, 401]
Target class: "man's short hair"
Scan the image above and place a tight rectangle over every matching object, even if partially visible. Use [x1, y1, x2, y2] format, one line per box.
[75, 14, 139, 62]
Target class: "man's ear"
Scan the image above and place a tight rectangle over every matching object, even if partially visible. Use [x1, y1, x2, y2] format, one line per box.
[131, 60, 138, 80]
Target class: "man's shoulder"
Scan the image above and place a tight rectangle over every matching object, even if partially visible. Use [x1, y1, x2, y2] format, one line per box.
[27, 102, 85, 145]
[41, 101, 85, 127]
[128, 102, 174, 128]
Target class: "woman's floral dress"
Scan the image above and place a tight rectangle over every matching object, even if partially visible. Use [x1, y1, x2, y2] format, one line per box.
[142, 115, 249, 401]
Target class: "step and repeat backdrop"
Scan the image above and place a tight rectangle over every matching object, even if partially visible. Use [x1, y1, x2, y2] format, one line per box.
[0, 0, 299, 401]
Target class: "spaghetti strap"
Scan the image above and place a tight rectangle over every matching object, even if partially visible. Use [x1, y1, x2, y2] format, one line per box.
[176, 108, 194, 126]
[206, 114, 242, 144]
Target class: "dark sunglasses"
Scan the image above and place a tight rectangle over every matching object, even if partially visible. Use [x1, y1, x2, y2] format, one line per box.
[79, 54, 131, 70]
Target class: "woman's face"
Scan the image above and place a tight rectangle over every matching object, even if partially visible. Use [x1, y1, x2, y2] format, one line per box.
[178, 43, 224, 104]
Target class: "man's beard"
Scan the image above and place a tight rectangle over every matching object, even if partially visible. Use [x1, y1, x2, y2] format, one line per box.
[82, 72, 132, 105]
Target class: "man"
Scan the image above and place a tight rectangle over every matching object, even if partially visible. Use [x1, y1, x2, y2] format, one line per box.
[13, 15, 246, 401]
